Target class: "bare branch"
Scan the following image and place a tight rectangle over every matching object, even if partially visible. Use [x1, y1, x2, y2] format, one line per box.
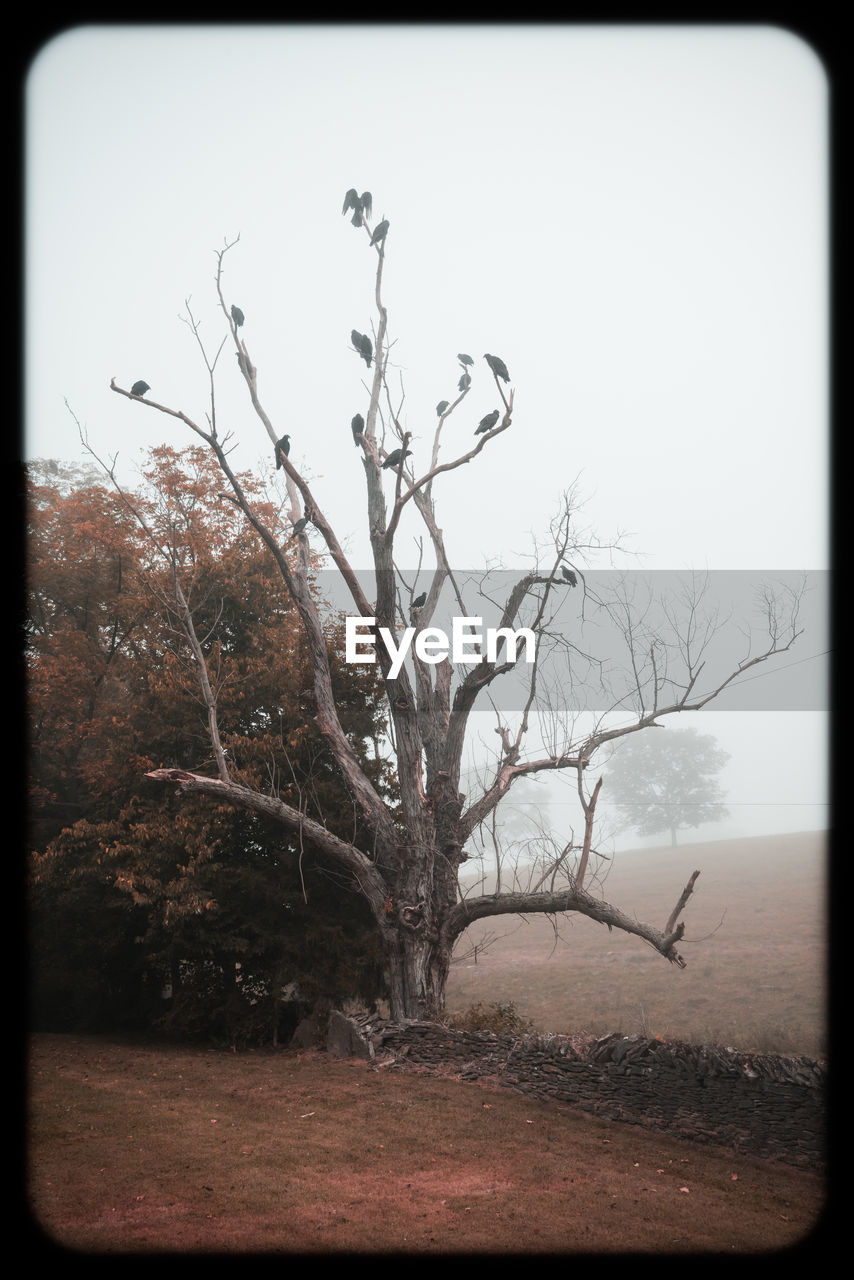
[144, 768, 389, 916]
[575, 772, 603, 891]
[665, 869, 701, 936]
[74, 413, 231, 783]
[442, 882, 691, 968]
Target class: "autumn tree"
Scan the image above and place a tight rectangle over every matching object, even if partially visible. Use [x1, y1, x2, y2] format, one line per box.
[605, 727, 730, 847]
[27, 454, 389, 1037]
[97, 209, 802, 1023]
[27, 459, 153, 850]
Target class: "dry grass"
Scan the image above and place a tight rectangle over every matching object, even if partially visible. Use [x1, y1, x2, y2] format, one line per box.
[26, 831, 830, 1253]
[448, 831, 827, 1058]
[28, 1032, 826, 1255]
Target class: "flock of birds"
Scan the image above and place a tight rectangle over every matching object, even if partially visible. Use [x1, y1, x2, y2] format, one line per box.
[126, 190, 578, 586]
[346, 347, 509, 466]
[348, 345, 511, 458]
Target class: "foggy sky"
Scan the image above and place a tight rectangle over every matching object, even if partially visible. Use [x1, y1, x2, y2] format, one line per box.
[25, 24, 829, 844]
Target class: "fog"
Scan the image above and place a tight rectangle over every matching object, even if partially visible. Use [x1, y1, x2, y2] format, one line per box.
[25, 24, 829, 847]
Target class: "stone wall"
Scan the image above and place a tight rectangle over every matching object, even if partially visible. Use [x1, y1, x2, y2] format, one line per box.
[327, 1013, 826, 1169]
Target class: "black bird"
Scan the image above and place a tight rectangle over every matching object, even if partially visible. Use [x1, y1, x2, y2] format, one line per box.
[382, 447, 412, 470]
[231, 305, 245, 328]
[475, 409, 500, 435]
[484, 353, 510, 383]
[130, 380, 150, 397]
[360, 191, 373, 220]
[370, 219, 389, 246]
[275, 435, 290, 468]
[561, 566, 578, 587]
[457, 353, 473, 366]
[351, 413, 365, 446]
[342, 188, 365, 226]
[290, 517, 308, 539]
[458, 372, 471, 392]
[351, 330, 372, 367]
[412, 592, 427, 609]
[436, 400, 450, 417]
[236, 351, 254, 377]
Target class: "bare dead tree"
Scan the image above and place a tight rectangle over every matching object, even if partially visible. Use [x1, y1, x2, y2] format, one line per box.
[103, 212, 804, 1021]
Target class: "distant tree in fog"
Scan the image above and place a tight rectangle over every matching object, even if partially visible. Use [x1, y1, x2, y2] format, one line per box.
[606, 728, 730, 846]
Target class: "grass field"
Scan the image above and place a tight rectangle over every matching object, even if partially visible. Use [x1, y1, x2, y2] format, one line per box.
[25, 829, 830, 1254]
[446, 830, 827, 1058]
[27, 1032, 827, 1254]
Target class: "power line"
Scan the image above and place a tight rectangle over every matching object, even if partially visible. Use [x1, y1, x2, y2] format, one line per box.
[716, 649, 830, 687]
[547, 800, 826, 807]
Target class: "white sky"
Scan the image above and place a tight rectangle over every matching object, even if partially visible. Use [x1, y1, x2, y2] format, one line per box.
[25, 23, 830, 842]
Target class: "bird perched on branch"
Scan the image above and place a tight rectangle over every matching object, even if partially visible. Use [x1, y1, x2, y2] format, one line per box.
[290, 517, 308, 539]
[436, 400, 450, 417]
[457, 353, 473, 367]
[475, 409, 500, 435]
[231, 305, 245, 328]
[412, 592, 427, 609]
[342, 189, 373, 226]
[458, 372, 471, 392]
[382, 448, 412, 470]
[351, 414, 365, 446]
[275, 435, 290, 468]
[484, 353, 510, 383]
[370, 219, 389, 247]
[130, 380, 150, 397]
[561, 566, 578, 587]
[351, 330, 372, 366]
[351, 330, 373, 367]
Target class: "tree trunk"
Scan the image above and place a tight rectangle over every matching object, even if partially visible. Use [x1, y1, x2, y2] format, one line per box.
[384, 927, 452, 1021]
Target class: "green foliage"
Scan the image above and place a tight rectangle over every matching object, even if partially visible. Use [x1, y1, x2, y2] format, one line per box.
[443, 1000, 534, 1036]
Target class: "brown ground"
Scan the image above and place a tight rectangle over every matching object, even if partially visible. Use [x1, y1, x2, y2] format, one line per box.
[27, 1032, 828, 1255]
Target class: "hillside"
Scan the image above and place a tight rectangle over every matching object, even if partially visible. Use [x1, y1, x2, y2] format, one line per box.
[446, 830, 827, 1058]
